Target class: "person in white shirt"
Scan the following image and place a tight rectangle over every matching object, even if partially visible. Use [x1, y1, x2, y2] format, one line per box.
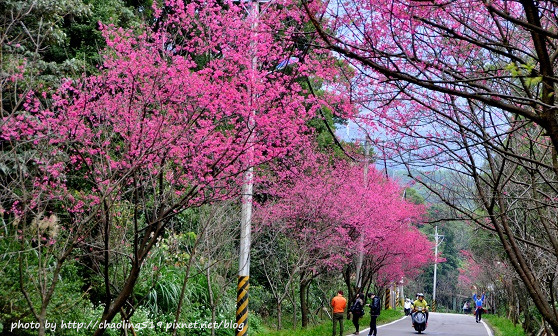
[404, 298, 412, 316]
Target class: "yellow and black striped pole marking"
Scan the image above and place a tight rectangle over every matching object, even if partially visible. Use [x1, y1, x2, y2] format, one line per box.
[385, 288, 391, 310]
[236, 276, 249, 336]
[395, 285, 401, 307]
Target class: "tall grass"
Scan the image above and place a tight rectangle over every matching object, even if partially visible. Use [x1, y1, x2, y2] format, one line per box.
[483, 315, 525, 336]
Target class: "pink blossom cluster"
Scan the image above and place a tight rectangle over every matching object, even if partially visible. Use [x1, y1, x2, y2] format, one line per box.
[1, 0, 354, 230]
[256, 150, 432, 281]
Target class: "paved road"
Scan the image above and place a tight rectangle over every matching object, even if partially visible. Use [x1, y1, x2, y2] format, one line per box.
[347, 312, 492, 336]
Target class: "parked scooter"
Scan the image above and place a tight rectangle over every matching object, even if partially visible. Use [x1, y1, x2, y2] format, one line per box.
[411, 307, 427, 334]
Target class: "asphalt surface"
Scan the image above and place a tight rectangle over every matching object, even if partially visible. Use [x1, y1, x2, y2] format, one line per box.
[346, 312, 493, 336]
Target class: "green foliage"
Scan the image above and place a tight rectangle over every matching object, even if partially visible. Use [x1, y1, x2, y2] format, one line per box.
[484, 314, 525, 336]
[1, 0, 145, 108]
[256, 319, 334, 336]
[298, 73, 351, 159]
[0, 250, 96, 335]
[143, 268, 183, 315]
[504, 62, 542, 88]
[44, 0, 146, 73]
[404, 187, 424, 205]
[468, 224, 506, 263]
[306, 106, 339, 150]
[2, 0, 91, 86]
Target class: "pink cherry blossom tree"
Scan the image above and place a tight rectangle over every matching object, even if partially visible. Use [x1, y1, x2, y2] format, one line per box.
[301, 1, 558, 332]
[256, 149, 431, 326]
[1, 1, 354, 334]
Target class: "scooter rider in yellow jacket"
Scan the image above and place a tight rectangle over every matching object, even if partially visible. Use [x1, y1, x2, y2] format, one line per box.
[412, 293, 429, 326]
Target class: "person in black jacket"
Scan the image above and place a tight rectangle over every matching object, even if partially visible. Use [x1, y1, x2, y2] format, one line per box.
[367, 293, 381, 336]
[350, 293, 365, 334]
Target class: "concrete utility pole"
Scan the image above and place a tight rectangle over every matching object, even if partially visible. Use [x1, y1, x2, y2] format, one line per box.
[355, 138, 370, 291]
[236, 1, 259, 335]
[432, 226, 444, 312]
[237, 161, 253, 336]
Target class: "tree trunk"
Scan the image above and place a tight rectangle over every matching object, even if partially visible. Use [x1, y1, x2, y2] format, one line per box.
[172, 227, 201, 336]
[290, 282, 297, 328]
[38, 316, 45, 336]
[300, 275, 311, 328]
[524, 302, 532, 335]
[276, 300, 282, 330]
[120, 309, 129, 336]
[343, 266, 354, 303]
[206, 266, 216, 336]
[92, 263, 141, 336]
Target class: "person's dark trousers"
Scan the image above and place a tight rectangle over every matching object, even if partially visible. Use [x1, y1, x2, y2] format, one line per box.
[475, 308, 483, 322]
[333, 312, 344, 336]
[352, 314, 360, 333]
[368, 316, 377, 336]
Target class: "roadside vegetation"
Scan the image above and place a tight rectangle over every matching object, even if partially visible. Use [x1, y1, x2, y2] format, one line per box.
[484, 315, 526, 336]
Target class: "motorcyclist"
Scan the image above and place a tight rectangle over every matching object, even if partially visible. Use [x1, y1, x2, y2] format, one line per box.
[412, 293, 429, 327]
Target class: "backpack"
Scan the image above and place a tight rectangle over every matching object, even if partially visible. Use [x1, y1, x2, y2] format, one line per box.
[370, 297, 381, 316]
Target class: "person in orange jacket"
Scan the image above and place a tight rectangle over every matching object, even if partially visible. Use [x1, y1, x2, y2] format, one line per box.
[331, 290, 347, 336]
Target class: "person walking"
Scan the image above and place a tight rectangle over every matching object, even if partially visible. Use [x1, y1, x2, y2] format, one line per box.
[331, 290, 347, 336]
[367, 293, 381, 336]
[473, 292, 485, 323]
[463, 301, 471, 314]
[350, 293, 365, 335]
[404, 298, 412, 316]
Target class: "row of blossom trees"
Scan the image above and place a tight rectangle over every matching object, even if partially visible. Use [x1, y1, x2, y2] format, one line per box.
[1, 0, 435, 334]
[255, 151, 432, 327]
[301, 0, 558, 332]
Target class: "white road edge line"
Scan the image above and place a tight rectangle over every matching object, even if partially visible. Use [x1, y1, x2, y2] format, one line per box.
[481, 320, 494, 336]
[345, 316, 408, 336]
